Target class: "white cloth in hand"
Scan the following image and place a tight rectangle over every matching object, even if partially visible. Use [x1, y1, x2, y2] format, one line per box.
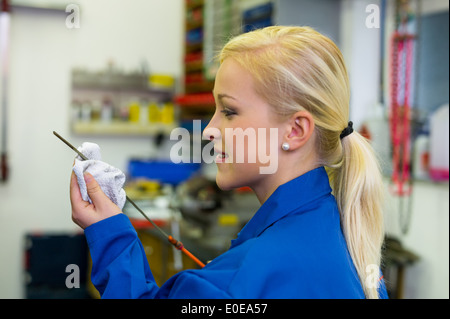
[72, 142, 126, 210]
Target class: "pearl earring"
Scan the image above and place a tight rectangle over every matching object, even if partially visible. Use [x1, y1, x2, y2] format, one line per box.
[281, 142, 290, 151]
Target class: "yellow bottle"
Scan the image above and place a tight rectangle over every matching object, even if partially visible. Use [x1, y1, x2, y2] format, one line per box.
[160, 102, 174, 124]
[148, 102, 161, 123]
[128, 102, 140, 123]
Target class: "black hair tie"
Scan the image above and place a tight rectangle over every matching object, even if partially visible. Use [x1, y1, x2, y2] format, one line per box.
[340, 121, 353, 139]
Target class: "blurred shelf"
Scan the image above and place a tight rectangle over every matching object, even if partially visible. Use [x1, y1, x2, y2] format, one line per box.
[175, 93, 215, 108]
[72, 121, 176, 136]
[11, 0, 66, 11]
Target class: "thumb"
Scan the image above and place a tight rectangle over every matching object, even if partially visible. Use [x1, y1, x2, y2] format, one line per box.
[83, 172, 108, 206]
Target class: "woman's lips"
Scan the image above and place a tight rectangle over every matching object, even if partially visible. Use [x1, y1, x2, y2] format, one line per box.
[214, 148, 228, 163]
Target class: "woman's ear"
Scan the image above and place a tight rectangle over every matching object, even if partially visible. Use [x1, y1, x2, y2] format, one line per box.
[283, 111, 315, 151]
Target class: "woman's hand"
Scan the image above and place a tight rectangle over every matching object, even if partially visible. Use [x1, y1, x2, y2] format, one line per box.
[70, 171, 122, 229]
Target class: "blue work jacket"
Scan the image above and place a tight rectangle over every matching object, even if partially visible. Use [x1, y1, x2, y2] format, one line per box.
[85, 166, 388, 298]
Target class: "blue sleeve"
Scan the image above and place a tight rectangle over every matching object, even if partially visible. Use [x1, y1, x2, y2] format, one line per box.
[84, 214, 159, 299]
[156, 270, 232, 298]
[84, 214, 231, 299]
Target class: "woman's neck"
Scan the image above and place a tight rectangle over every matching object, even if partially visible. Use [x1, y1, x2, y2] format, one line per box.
[251, 160, 319, 204]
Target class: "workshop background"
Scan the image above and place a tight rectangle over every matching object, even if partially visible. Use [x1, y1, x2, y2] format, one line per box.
[0, 0, 448, 299]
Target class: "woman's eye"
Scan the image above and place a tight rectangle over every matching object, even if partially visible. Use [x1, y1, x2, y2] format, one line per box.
[220, 109, 236, 117]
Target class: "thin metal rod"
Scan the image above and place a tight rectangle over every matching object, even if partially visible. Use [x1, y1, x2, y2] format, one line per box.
[125, 195, 170, 239]
[53, 131, 88, 160]
[53, 131, 205, 268]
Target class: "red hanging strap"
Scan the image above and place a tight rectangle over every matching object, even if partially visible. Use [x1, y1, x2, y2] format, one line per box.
[389, 32, 415, 196]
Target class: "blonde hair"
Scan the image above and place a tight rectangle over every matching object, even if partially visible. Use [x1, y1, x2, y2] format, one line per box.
[219, 26, 384, 299]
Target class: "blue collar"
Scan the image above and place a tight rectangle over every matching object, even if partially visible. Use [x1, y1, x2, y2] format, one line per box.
[230, 166, 332, 249]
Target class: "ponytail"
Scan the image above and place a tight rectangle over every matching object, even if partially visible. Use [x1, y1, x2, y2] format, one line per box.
[327, 132, 385, 299]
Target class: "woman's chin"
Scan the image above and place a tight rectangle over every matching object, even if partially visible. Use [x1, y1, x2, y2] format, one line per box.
[215, 171, 240, 191]
[215, 176, 233, 191]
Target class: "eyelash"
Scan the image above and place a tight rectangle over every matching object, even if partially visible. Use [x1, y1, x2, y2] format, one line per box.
[220, 108, 237, 118]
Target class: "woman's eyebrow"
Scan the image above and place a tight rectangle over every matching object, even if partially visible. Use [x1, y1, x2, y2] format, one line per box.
[216, 93, 238, 101]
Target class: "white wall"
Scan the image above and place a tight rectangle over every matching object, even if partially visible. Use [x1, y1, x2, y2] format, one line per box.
[340, 0, 382, 131]
[0, 0, 183, 298]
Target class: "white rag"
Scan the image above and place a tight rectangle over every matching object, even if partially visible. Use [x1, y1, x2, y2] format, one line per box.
[72, 142, 127, 210]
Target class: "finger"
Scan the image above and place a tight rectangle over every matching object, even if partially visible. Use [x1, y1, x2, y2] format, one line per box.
[70, 171, 89, 209]
[70, 171, 82, 203]
[83, 172, 111, 208]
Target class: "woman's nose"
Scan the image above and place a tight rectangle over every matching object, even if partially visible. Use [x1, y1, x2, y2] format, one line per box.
[203, 126, 220, 142]
[203, 115, 221, 141]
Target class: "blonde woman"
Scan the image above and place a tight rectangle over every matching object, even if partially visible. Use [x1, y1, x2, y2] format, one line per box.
[70, 26, 387, 299]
